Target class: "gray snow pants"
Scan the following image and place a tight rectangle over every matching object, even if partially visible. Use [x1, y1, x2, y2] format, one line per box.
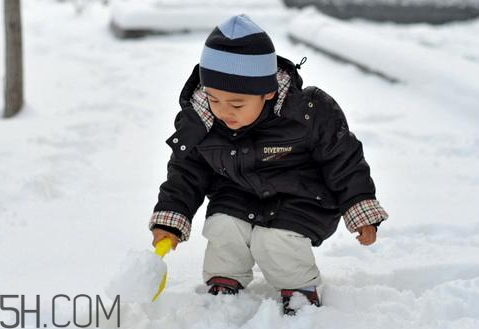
[202, 212, 321, 290]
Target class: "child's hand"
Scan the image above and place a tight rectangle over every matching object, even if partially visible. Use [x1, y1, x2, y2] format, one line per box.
[355, 225, 376, 246]
[152, 228, 179, 250]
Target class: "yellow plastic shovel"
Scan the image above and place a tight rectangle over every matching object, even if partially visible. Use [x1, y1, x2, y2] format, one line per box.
[151, 238, 173, 302]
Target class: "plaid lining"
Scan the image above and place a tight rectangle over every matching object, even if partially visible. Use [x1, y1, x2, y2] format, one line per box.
[190, 68, 292, 129]
[191, 85, 215, 132]
[149, 211, 191, 242]
[274, 69, 292, 116]
[343, 199, 389, 233]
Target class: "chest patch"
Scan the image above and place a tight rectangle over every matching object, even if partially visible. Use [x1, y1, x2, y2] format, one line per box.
[262, 146, 293, 161]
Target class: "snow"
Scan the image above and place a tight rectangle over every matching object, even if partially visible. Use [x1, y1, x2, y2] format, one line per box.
[105, 249, 167, 303]
[111, 0, 290, 31]
[126, 0, 283, 7]
[298, 0, 479, 7]
[287, 292, 312, 310]
[0, 0, 478, 328]
[288, 7, 479, 119]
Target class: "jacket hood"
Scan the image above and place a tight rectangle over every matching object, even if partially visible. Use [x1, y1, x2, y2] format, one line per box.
[166, 55, 306, 159]
[179, 55, 304, 131]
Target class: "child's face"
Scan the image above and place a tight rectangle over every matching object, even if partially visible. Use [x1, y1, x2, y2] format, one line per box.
[205, 87, 276, 130]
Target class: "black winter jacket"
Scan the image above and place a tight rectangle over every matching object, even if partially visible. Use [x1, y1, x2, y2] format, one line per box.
[153, 55, 378, 246]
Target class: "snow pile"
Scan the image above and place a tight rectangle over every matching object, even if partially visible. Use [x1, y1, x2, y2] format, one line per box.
[105, 249, 167, 303]
[288, 7, 479, 118]
[287, 292, 312, 310]
[149, 0, 282, 7]
[111, 0, 291, 31]
[298, 0, 479, 7]
[346, 18, 479, 63]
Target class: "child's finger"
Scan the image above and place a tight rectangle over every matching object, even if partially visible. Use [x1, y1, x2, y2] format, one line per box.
[366, 229, 377, 244]
[356, 230, 376, 245]
[169, 236, 179, 250]
[363, 233, 376, 245]
[356, 234, 366, 244]
[357, 234, 369, 244]
[152, 233, 179, 250]
[152, 232, 167, 247]
[360, 237, 372, 245]
[152, 236, 163, 248]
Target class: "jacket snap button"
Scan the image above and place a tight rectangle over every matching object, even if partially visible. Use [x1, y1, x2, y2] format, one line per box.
[242, 147, 249, 154]
[230, 150, 237, 156]
[269, 211, 275, 216]
[248, 213, 255, 219]
[316, 195, 322, 200]
[232, 132, 238, 137]
[172, 138, 179, 144]
[180, 145, 186, 151]
[262, 190, 270, 197]
[304, 114, 310, 120]
[308, 102, 314, 108]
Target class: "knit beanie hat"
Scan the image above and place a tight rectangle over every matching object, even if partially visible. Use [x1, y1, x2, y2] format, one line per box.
[199, 14, 278, 95]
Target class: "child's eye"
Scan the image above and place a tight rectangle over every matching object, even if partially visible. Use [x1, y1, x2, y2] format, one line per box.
[232, 105, 243, 109]
[208, 99, 219, 103]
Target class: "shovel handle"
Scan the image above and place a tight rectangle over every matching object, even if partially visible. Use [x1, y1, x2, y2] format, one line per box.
[154, 238, 173, 257]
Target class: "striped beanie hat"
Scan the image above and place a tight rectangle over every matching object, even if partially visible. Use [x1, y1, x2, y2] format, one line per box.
[199, 14, 278, 95]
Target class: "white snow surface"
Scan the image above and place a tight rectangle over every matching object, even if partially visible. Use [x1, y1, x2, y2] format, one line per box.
[105, 249, 167, 303]
[111, 0, 290, 30]
[0, 0, 479, 328]
[304, 0, 479, 7]
[289, 8, 479, 119]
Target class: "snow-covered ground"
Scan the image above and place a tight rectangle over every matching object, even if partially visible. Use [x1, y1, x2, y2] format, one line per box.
[287, 0, 479, 7]
[110, 0, 290, 32]
[289, 8, 479, 113]
[0, 0, 478, 328]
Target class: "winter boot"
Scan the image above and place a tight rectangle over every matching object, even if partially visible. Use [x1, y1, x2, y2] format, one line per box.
[281, 288, 321, 315]
[206, 276, 244, 295]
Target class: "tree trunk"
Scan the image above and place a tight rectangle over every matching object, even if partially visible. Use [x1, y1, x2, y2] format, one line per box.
[3, 0, 24, 118]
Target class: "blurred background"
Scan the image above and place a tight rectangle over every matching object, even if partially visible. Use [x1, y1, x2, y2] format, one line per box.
[0, 1, 478, 328]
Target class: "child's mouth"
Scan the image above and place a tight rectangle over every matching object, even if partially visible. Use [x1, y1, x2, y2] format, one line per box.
[224, 119, 238, 126]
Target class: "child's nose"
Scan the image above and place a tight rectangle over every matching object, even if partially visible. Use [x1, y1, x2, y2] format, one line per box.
[220, 107, 234, 118]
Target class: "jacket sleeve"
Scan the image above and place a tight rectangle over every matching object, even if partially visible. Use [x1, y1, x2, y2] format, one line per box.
[342, 199, 388, 233]
[310, 88, 388, 230]
[149, 148, 213, 242]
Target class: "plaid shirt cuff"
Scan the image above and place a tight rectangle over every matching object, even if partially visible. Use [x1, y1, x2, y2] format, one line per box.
[149, 211, 191, 242]
[343, 199, 389, 233]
